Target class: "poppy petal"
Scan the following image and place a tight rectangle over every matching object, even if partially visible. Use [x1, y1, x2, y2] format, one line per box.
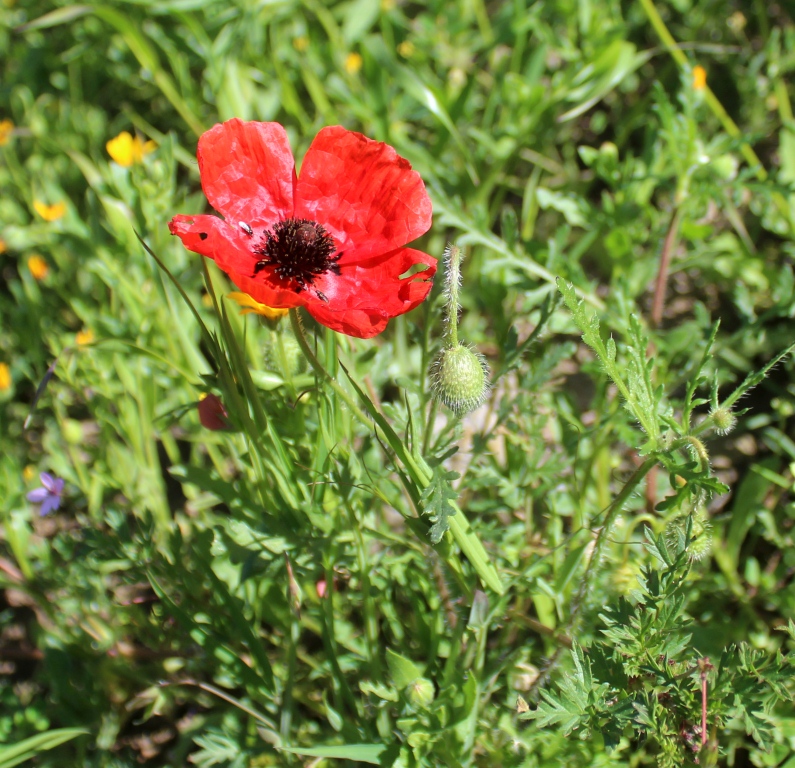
[169, 215, 309, 309]
[295, 127, 432, 262]
[198, 119, 295, 228]
[169, 214, 256, 274]
[305, 247, 436, 338]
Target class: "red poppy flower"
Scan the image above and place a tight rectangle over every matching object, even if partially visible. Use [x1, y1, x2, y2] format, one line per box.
[169, 120, 436, 338]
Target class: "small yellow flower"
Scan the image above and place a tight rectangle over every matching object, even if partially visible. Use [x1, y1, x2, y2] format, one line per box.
[293, 36, 309, 52]
[0, 239, 6, 254]
[0, 119, 13, 146]
[345, 52, 363, 75]
[692, 65, 707, 91]
[27, 254, 49, 280]
[106, 131, 157, 167]
[76, 328, 94, 346]
[0, 362, 10, 392]
[33, 200, 66, 221]
[23, 465, 35, 482]
[227, 292, 289, 319]
[397, 41, 415, 58]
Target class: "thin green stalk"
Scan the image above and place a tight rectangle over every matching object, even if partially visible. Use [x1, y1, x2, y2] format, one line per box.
[529, 456, 658, 696]
[569, 457, 658, 622]
[289, 309, 372, 427]
[347, 500, 382, 680]
[290, 309, 504, 595]
[279, 617, 300, 750]
[443, 244, 462, 349]
[422, 398, 439, 455]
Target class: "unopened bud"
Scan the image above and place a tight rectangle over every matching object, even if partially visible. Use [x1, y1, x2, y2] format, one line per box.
[665, 508, 713, 561]
[198, 393, 229, 431]
[431, 344, 490, 416]
[710, 406, 736, 435]
[407, 677, 435, 708]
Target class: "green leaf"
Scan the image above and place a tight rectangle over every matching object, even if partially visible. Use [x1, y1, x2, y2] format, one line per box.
[279, 744, 387, 764]
[420, 465, 459, 544]
[14, 5, 92, 32]
[386, 648, 423, 689]
[0, 728, 89, 768]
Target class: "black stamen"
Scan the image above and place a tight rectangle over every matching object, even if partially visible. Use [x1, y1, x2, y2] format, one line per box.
[252, 218, 340, 293]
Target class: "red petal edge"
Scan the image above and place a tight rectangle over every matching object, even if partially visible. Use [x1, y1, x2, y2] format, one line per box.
[305, 247, 437, 338]
[198, 119, 296, 229]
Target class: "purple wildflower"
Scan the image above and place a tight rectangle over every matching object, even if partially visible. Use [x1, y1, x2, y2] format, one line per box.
[26, 472, 64, 516]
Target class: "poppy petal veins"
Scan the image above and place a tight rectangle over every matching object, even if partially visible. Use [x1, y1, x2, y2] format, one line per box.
[198, 120, 295, 229]
[295, 126, 433, 262]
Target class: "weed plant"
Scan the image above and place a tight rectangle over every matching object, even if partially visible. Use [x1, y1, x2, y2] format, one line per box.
[1, 0, 795, 766]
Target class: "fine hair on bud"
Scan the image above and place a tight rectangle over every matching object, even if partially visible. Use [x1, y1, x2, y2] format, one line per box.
[664, 507, 713, 562]
[709, 406, 737, 436]
[431, 343, 490, 417]
[442, 243, 464, 302]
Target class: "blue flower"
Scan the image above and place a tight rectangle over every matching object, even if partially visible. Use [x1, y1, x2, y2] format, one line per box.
[26, 472, 65, 516]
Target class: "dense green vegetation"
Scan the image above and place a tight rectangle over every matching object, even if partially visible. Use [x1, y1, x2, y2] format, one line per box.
[1, 0, 794, 765]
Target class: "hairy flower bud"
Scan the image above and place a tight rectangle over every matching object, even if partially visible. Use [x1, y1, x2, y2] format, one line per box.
[431, 344, 490, 416]
[407, 677, 435, 708]
[710, 406, 736, 435]
[665, 508, 713, 561]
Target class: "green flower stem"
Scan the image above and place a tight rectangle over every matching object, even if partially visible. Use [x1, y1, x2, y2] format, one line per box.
[444, 244, 462, 349]
[569, 456, 657, 621]
[529, 456, 658, 696]
[289, 308, 373, 428]
[289, 308, 504, 595]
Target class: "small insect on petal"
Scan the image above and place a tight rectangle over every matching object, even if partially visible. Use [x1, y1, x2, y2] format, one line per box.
[238, 221, 254, 236]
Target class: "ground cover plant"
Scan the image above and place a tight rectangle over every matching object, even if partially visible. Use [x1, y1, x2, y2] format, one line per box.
[1, 0, 795, 765]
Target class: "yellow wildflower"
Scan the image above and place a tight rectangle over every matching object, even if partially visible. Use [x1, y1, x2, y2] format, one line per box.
[0, 362, 10, 392]
[293, 36, 309, 52]
[345, 52, 363, 75]
[27, 254, 49, 280]
[227, 292, 289, 319]
[33, 200, 66, 221]
[692, 65, 707, 91]
[397, 41, 415, 58]
[76, 328, 95, 346]
[23, 465, 35, 482]
[0, 119, 12, 146]
[106, 131, 157, 167]
[0, 239, 6, 254]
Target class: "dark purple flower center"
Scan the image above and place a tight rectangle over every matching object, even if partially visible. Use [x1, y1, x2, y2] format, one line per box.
[253, 218, 340, 293]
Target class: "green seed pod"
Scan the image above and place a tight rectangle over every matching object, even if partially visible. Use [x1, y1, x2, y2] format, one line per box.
[431, 344, 490, 416]
[407, 677, 435, 709]
[710, 406, 737, 435]
[665, 508, 713, 561]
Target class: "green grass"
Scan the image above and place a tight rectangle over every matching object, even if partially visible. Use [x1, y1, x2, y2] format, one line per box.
[1, 0, 795, 766]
